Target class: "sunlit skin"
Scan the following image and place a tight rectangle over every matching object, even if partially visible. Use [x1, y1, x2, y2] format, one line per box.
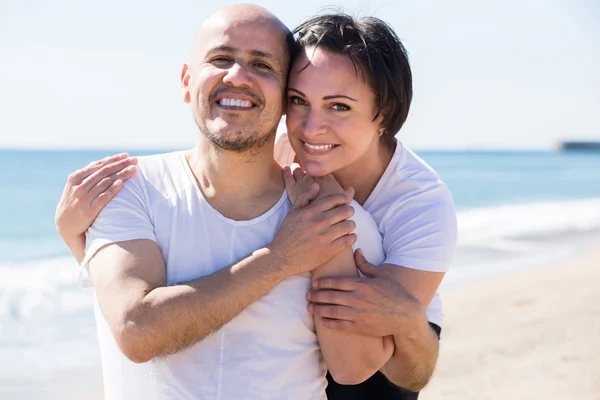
[182, 9, 289, 154]
[286, 47, 395, 204]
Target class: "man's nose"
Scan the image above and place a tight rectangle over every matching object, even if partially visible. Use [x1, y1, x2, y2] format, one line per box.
[222, 62, 253, 87]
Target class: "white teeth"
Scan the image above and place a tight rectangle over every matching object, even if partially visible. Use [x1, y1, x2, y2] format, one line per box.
[219, 98, 252, 108]
[305, 143, 335, 151]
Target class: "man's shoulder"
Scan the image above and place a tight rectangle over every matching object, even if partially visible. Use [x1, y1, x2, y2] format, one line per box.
[135, 151, 185, 175]
[124, 151, 189, 192]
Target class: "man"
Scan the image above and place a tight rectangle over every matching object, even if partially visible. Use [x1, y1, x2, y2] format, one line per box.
[63, 4, 443, 399]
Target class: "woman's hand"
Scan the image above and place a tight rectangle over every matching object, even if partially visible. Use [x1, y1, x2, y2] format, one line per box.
[283, 164, 354, 207]
[55, 153, 138, 261]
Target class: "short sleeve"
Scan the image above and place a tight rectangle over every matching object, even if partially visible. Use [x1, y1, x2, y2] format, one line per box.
[78, 177, 157, 287]
[382, 185, 457, 272]
[273, 132, 296, 167]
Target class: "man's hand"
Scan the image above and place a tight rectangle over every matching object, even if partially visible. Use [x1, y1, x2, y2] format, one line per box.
[268, 192, 358, 277]
[55, 153, 138, 240]
[307, 249, 427, 337]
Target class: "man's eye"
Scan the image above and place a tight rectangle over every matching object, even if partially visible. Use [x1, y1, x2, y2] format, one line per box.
[211, 57, 232, 64]
[254, 62, 272, 70]
[331, 103, 350, 111]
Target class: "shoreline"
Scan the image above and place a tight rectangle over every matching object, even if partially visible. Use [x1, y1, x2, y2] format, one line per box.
[420, 244, 600, 400]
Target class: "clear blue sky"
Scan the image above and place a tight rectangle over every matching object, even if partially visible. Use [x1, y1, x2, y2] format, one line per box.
[1, 0, 599, 150]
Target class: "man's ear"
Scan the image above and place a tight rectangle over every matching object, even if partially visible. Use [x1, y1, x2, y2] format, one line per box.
[181, 63, 191, 104]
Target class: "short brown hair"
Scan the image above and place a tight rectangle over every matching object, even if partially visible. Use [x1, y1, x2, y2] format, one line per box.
[293, 13, 413, 146]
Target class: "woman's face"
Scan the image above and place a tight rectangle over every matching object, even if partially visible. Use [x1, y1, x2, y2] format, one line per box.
[285, 47, 383, 177]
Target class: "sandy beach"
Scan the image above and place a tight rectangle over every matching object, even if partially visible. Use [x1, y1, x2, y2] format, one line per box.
[420, 246, 600, 400]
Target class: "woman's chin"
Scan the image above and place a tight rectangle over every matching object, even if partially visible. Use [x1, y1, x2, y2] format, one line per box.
[302, 161, 335, 177]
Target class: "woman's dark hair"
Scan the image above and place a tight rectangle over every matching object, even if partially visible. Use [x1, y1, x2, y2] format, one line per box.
[293, 13, 412, 146]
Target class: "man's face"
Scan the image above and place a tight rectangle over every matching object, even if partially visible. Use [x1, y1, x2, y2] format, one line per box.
[182, 17, 288, 153]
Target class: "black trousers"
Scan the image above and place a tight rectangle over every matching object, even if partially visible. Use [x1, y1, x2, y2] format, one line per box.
[325, 323, 442, 400]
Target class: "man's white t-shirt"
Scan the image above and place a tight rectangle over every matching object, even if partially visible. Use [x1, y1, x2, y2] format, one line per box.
[81, 151, 385, 400]
[275, 133, 457, 327]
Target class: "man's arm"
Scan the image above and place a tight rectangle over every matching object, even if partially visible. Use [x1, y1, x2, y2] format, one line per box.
[89, 239, 287, 363]
[378, 264, 444, 391]
[88, 192, 357, 363]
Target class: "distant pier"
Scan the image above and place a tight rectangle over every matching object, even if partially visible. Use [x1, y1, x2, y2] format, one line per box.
[558, 141, 600, 151]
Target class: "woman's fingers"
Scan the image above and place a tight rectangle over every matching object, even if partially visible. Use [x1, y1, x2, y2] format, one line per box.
[291, 163, 305, 182]
[68, 153, 129, 185]
[78, 157, 138, 194]
[282, 166, 297, 191]
[87, 164, 137, 200]
[90, 180, 124, 214]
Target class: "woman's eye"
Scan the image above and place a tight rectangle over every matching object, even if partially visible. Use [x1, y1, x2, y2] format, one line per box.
[289, 96, 307, 106]
[331, 103, 350, 111]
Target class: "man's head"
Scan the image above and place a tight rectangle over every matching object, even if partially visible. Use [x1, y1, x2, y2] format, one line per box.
[181, 4, 294, 154]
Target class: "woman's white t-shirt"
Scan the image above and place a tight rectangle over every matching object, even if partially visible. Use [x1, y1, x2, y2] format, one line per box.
[275, 132, 458, 327]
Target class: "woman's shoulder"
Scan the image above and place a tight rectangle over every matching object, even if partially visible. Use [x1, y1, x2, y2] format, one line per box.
[369, 142, 451, 210]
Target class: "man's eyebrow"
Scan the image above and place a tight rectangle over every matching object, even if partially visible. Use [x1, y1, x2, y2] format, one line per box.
[288, 88, 357, 102]
[208, 45, 236, 54]
[208, 46, 279, 64]
[249, 49, 277, 63]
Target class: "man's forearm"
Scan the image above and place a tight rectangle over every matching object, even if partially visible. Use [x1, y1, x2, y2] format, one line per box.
[380, 318, 440, 391]
[115, 247, 287, 363]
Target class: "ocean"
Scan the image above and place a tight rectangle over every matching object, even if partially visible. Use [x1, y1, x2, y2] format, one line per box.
[1, 148, 600, 398]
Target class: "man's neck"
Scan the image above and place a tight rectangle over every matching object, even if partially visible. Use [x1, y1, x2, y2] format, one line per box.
[185, 136, 284, 220]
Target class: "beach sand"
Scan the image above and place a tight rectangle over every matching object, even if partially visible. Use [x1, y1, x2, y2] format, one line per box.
[420, 247, 600, 400]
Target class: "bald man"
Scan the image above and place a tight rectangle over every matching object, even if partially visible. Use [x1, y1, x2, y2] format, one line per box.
[80, 5, 392, 399]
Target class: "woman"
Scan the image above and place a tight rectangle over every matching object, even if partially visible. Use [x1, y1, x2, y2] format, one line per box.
[56, 13, 456, 399]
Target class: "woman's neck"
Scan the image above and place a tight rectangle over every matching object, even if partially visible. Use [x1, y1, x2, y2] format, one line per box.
[333, 140, 396, 205]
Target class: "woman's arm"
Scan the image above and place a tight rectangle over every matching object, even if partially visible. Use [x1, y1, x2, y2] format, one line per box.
[308, 257, 444, 391]
[55, 153, 138, 262]
[284, 168, 394, 384]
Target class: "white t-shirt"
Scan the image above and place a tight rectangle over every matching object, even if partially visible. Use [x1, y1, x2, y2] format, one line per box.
[81, 151, 385, 400]
[274, 133, 457, 327]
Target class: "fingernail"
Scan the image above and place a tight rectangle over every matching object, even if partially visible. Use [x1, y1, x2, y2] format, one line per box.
[119, 153, 128, 158]
[312, 280, 318, 288]
[307, 304, 313, 313]
[306, 292, 311, 300]
[113, 179, 123, 187]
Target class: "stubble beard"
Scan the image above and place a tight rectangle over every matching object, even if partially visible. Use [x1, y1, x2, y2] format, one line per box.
[195, 117, 277, 156]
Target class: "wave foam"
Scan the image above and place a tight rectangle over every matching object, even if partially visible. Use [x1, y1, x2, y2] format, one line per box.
[457, 197, 600, 251]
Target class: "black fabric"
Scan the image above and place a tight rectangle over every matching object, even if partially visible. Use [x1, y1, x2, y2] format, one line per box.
[325, 322, 442, 400]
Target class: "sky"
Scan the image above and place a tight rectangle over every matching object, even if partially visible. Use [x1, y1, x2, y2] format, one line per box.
[1, 0, 599, 150]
